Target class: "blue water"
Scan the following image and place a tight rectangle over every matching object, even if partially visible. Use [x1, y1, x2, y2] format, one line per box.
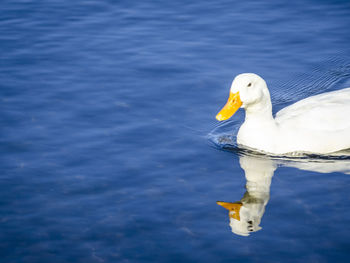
[1, 0, 350, 262]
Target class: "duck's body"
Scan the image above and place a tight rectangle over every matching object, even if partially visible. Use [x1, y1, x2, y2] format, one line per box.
[216, 73, 350, 155]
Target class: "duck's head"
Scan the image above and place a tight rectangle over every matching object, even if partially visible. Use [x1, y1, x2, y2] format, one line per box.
[216, 73, 270, 121]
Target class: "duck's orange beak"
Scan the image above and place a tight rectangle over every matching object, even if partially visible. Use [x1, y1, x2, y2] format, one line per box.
[216, 91, 242, 121]
[217, 201, 243, 221]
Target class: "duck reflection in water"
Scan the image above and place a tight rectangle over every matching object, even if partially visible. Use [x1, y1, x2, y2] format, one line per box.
[217, 153, 350, 237]
[217, 155, 276, 236]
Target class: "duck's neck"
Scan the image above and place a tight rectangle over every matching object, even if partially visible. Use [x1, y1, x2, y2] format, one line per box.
[244, 99, 274, 123]
[238, 97, 278, 153]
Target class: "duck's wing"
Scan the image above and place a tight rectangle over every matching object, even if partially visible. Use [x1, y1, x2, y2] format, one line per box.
[275, 87, 350, 132]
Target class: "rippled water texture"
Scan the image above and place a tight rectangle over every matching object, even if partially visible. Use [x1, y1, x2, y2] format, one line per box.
[1, 0, 350, 262]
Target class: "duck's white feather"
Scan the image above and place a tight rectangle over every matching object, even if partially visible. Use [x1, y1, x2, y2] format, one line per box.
[276, 87, 350, 132]
[271, 88, 350, 154]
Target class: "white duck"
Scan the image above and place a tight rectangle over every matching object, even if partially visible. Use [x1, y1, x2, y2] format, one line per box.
[216, 73, 350, 155]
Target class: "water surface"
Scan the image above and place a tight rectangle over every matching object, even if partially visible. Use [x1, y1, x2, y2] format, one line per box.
[1, 0, 350, 262]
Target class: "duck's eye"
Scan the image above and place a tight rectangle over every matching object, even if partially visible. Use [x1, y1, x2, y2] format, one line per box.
[247, 83, 252, 87]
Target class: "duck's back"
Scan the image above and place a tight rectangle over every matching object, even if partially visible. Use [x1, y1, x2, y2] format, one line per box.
[276, 88, 350, 131]
[274, 87, 350, 153]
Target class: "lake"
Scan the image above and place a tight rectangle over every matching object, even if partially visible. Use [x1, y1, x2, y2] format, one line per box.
[1, 0, 350, 262]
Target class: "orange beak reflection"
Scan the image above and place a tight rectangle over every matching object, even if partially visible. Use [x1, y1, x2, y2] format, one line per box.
[217, 201, 243, 221]
[216, 91, 242, 121]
